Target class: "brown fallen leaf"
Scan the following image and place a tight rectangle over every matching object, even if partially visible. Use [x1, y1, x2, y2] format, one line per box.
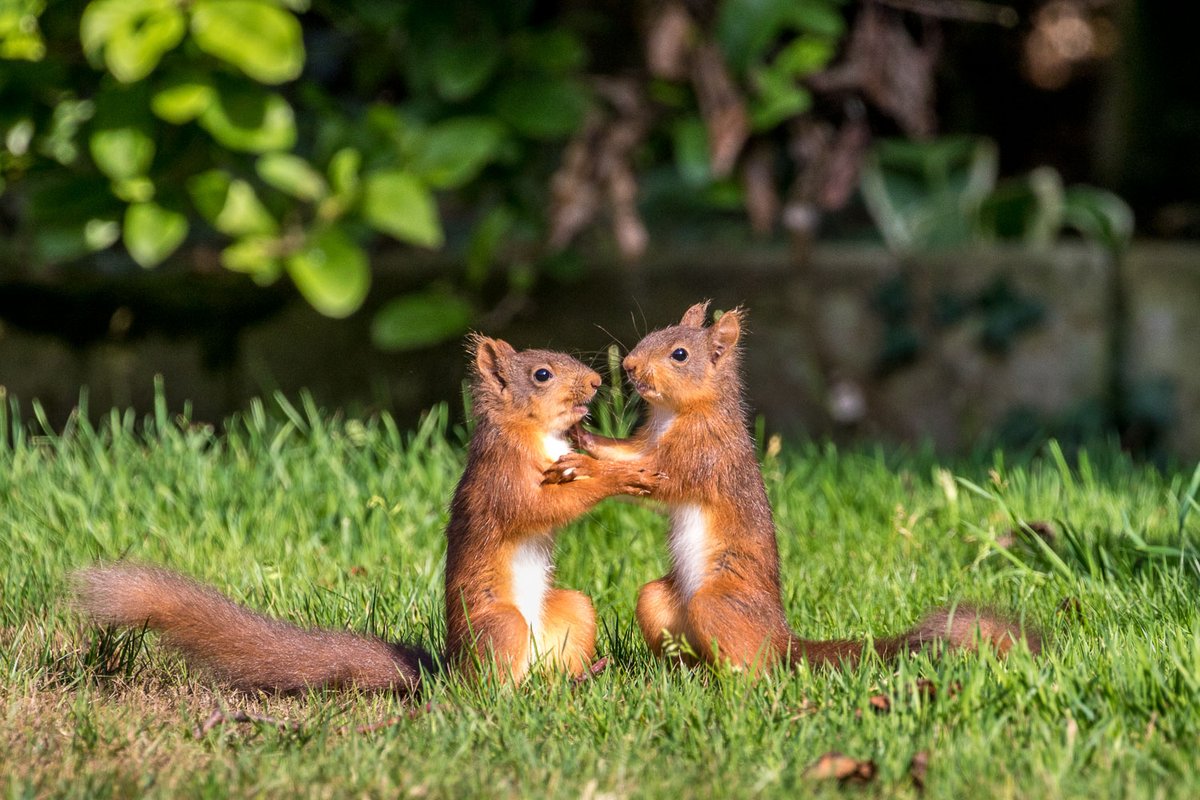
[194, 708, 297, 739]
[997, 520, 1057, 549]
[910, 750, 929, 793]
[913, 678, 961, 702]
[348, 565, 367, 577]
[788, 697, 821, 721]
[573, 656, 612, 685]
[803, 751, 877, 785]
[1057, 596, 1083, 621]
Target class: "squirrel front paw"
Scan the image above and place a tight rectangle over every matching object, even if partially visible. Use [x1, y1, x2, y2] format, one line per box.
[614, 465, 668, 497]
[542, 452, 593, 485]
[568, 423, 595, 453]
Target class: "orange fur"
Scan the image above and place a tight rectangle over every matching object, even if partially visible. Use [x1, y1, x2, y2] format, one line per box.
[75, 338, 660, 692]
[576, 302, 1040, 672]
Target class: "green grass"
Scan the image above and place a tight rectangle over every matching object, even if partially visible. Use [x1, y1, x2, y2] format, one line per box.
[2, 390, 1200, 799]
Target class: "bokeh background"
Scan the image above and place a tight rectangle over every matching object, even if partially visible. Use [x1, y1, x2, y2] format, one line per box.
[0, 0, 1196, 458]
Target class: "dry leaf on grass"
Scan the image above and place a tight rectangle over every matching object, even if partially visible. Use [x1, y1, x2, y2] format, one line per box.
[1058, 596, 1083, 621]
[997, 520, 1057, 549]
[573, 656, 612, 685]
[803, 751, 877, 785]
[910, 750, 930, 792]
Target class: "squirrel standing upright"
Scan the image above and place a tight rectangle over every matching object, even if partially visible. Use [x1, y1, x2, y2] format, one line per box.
[548, 302, 1040, 671]
[76, 336, 660, 691]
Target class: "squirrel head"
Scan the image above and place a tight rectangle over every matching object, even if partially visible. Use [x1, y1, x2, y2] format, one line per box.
[622, 300, 744, 412]
[468, 334, 602, 434]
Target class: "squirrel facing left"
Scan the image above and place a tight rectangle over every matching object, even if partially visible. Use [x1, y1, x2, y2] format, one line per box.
[550, 302, 1040, 672]
[75, 336, 660, 692]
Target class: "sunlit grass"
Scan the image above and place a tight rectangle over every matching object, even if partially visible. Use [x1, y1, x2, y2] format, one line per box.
[2, 390, 1199, 798]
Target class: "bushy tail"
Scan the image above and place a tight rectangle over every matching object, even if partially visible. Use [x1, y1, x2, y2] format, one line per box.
[788, 605, 1041, 669]
[74, 564, 433, 694]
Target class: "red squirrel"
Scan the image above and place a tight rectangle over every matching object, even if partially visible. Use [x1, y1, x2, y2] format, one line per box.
[548, 302, 1040, 671]
[75, 336, 660, 691]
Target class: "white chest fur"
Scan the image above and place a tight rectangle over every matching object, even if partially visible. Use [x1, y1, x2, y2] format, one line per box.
[668, 503, 709, 600]
[510, 538, 553, 633]
[647, 408, 676, 442]
[541, 433, 571, 462]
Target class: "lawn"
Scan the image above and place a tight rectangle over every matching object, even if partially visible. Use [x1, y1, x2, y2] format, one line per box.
[2, 391, 1199, 799]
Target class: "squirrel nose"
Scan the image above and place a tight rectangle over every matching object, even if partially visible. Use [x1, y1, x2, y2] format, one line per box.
[586, 372, 602, 392]
[622, 355, 637, 376]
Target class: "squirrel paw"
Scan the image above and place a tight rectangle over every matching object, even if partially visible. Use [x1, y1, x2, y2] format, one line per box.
[617, 467, 668, 497]
[542, 452, 593, 485]
[568, 423, 595, 453]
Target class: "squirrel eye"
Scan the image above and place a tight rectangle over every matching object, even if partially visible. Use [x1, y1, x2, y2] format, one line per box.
[670, 348, 689, 363]
[533, 368, 553, 383]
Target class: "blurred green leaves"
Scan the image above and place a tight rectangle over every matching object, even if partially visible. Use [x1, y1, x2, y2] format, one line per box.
[286, 226, 370, 318]
[81, 0, 185, 82]
[862, 136, 1134, 256]
[189, 0, 304, 85]
[372, 291, 473, 350]
[1, 0, 605, 346]
[124, 201, 188, 267]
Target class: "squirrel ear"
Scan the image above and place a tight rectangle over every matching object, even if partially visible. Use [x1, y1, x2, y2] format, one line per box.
[679, 301, 711, 329]
[470, 335, 515, 393]
[709, 308, 743, 365]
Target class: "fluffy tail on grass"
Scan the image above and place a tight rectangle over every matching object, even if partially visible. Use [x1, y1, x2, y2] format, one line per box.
[789, 605, 1042, 668]
[74, 563, 433, 694]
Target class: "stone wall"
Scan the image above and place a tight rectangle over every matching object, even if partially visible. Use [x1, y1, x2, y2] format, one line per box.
[1, 242, 1197, 458]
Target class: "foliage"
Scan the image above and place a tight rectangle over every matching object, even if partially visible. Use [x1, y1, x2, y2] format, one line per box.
[0, 2, 1136, 351]
[861, 136, 1135, 257]
[2, 393, 1200, 796]
[0, 0, 595, 345]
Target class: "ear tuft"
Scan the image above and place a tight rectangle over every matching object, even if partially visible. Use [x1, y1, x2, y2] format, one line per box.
[709, 307, 744, 364]
[679, 301, 711, 329]
[469, 334, 515, 393]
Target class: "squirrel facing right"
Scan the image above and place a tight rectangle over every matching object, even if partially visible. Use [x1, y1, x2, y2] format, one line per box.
[75, 336, 658, 692]
[549, 302, 1041, 671]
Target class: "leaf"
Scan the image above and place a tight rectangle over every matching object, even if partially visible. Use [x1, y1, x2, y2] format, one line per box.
[187, 169, 233, 222]
[90, 125, 154, 181]
[256, 153, 327, 201]
[411, 117, 505, 190]
[748, 66, 812, 131]
[0, 0, 46, 61]
[328, 147, 361, 198]
[361, 169, 443, 248]
[772, 34, 836, 77]
[81, 0, 185, 83]
[466, 205, 514, 287]
[909, 751, 929, 793]
[371, 291, 473, 351]
[493, 75, 588, 139]
[216, 179, 277, 236]
[803, 752, 877, 785]
[510, 29, 587, 74]
[221, 235, 281, 280]
[673, 117, 711, 186]
[124, 201, 188, 267]
[431, 32, 501, 101]
[1062, 185, 1134, 256]
[785, 1, 846, 38]
[285, 226, 370, 318]
[716, 0, 778, 72]
[187, 170, 276, 236]
[152, 75, 215, 124]
[198, 84, 296, 153]
[190, 0, 304, 85]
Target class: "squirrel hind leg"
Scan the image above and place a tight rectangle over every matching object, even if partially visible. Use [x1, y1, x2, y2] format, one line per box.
[533, 589, 596, 677]
[635, 577, 688, 659]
